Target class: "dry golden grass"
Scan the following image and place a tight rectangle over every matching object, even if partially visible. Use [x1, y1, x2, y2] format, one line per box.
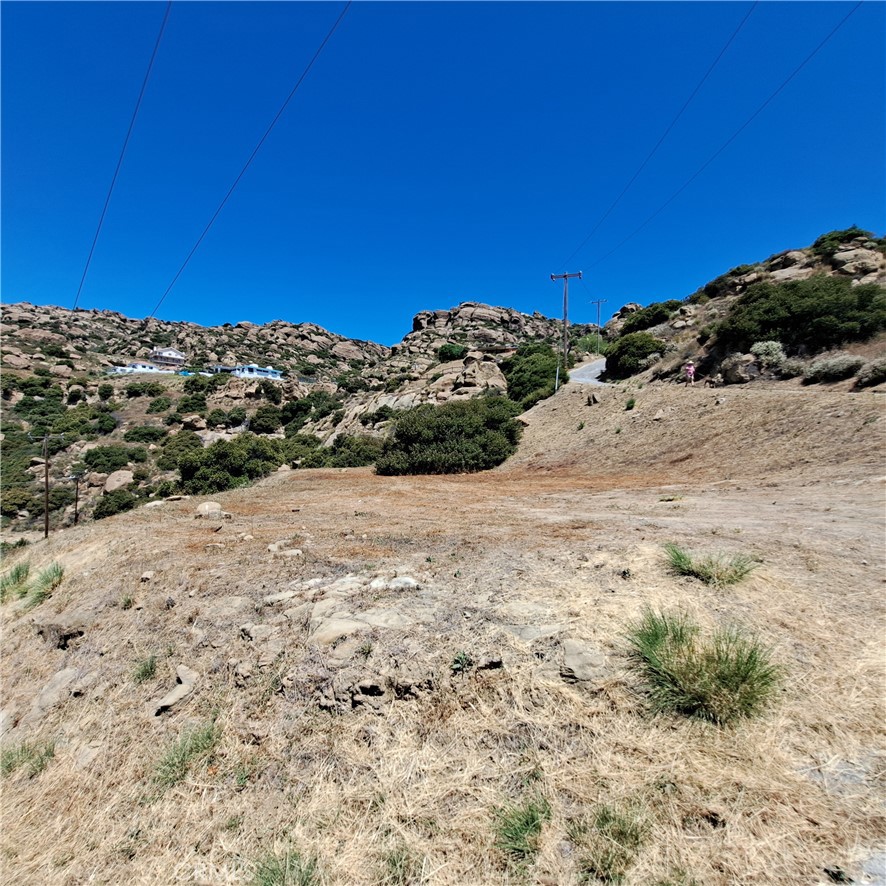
[1, 380, 884, 884]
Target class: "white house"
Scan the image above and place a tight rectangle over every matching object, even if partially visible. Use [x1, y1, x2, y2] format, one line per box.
[212, 363, 283, 380]
[149, 347, 186, 368]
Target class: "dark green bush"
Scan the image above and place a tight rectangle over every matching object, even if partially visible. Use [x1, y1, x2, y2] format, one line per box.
[227, 406, 247, 427]
[281, 391, 343, 434]
[182, 374, 228, 395]
[83, 445, 147, 473]
[156, 431, 204, 471]
[335, 372, 370, 393]
[249, 405, 283, 435]
[147, 396, 173, 414]
[375, 397, 522, 476]
[500, 343, 563, 408]
[620, 300, 683, 335]
[605, 333, 665, 379]
[178, 434, 282, 494]
[325, 434, 383, 467]
[811, 226, 876, 257]
[123, 426, 168, 444]
[359, 405, 398, 426]
[206, 409, 230, 429]
[716, 276, 886, 354]
[437, 343, 469, 362]
[259, 379, 282, 404]
[97, 382, 113, 401]
[93, 489, 137, 520]
[177, 394, 207, 415]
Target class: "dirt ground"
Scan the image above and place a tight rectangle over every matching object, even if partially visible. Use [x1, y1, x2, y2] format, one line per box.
[1, 378, 884, 885]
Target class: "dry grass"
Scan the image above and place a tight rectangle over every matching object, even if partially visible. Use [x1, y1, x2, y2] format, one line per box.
[0, 382, 884, 884]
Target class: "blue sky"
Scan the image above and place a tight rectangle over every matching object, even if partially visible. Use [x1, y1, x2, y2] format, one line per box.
[2, 1, 884, 346]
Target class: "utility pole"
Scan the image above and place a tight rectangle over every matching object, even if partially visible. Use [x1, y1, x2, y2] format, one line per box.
[588, 298, 607, 355]
[550, 271, 582, 391]
[42, 435, 50, 539]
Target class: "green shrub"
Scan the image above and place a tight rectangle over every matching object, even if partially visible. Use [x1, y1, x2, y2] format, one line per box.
[249, 405, 283, 435]
[133, 654, 158, 684]
[95, 413, 118, 434]
[437, 343, 469, 362]
[625, 608, 781, 724]
[500, 343, 563, 408]
[802, 353, 866, 384]
[664, 542, 756, 587]
[182, 374, 228, 395]
[749, 340, 786, 370]
[605, 332, 665, 379]
[156, 430, 204, 471]
[178, 433, 282, 494]
[625, 398, 636, 411]
[779, 357, 807, 379]
[83, 445, 146, 473]
[620, 300, 683, 335]
[359, 405, 398, 426]
[855, 357, 886, 388]
[93, 489, 137, 520]
[177, 393, 207, 415]
[227, 406, 247, 427]
[376, 397, 522, 476]
[281, 391, 343, 434]
[811, 226, 875, 257]
[259, 379, 283, 404]
[147, 395, 173, 414]
[124, 426, 168, 444]
[569, 804, 648, 885]
[335, 372, 370, 394]
[325, 435, 383, 468]
[716, 276, 886, 354]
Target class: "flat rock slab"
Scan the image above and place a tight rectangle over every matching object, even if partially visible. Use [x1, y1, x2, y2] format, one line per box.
[22, 668, 80, 725]
[310, 618, 368, 645]
[359, 608, 416, 629]
[560, 639, 607, 683]
[502, 624, 565, 643]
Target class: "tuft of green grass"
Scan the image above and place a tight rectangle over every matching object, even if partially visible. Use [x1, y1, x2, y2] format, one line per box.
[1, 740, 56, 778]
[120, 595, 134, 610]
[20, 562, 65, 611]
[133, 655, 158, 685]
[493, 795, 551, 864]
[379, 844, 422, 886]
[251, 850, 319, 886]
[625, 608, 782, 725]
[625, 398, 636, 411]
[0, 562, 31, 603]
[569, 803, 648, 884]
[664, 543, 756, 587]
[153, 720, 220, 789]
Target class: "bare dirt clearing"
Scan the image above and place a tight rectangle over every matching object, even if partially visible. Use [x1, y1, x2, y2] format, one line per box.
[1, 381, 884, 885]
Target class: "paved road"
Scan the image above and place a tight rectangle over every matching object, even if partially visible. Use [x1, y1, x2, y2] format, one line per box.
[568, 357, 607, 385]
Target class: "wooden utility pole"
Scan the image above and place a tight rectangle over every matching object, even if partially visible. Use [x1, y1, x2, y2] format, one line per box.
[550, 271, 582, 391]
[588, 298, 607, 354]
[42, 435, 50, 539]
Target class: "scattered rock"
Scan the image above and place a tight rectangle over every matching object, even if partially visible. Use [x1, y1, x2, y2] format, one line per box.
[560, 639, 606, 683]
[153, 664, 199, 715]
[103, 470, 134, 493]
[140, 571, 155, 583]
[195, 501, 222, 518]
[21, 668, 80, 725]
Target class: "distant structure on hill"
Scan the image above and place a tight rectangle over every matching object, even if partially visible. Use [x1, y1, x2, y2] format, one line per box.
[211, 363, 283, 380]
[148, 347, 186, 368]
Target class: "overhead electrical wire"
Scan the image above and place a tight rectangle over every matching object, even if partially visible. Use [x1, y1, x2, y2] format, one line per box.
[71, 1, 172, 312]
[584, 0, 864, 272]
[148, 0, 352, 320]
[559, 1, 758, 271]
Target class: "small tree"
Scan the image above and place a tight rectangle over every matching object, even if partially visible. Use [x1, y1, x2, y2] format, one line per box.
[605, 332, 665, 379]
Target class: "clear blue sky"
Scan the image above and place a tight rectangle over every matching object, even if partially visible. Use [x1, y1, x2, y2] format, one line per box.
[2, 1, 884, 346]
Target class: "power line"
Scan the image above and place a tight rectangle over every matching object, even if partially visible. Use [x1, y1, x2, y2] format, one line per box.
[149, 1, 352, 320]
[71, 1, 172, 312]
[586, 1, 863, 271]
[559, 1, 758, 271]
